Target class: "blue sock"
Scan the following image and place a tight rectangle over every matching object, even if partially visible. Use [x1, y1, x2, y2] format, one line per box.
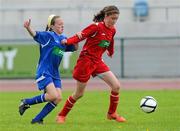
[32, 102, 56, 122]
[24, 94, 46, 105]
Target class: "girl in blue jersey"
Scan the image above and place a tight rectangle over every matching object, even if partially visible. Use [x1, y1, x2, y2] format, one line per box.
[19, 15, 78, 124]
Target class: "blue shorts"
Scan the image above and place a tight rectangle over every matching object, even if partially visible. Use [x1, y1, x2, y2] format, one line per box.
[36, 74, 62, 91]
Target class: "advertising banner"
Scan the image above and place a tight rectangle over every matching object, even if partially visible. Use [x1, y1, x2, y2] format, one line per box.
[0, 44, 78, 79]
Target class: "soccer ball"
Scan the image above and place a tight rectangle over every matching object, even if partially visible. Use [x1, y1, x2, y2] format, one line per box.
[140, 96, 157, 113]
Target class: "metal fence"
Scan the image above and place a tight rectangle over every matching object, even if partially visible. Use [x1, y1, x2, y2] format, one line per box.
[103, 36, 180, 78]
[0, 36, 180, 78]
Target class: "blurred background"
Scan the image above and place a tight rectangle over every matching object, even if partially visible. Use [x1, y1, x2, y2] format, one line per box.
[0, 0, 179, 79]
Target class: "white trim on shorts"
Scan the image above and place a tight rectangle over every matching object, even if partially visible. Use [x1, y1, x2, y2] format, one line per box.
[36, 75, 46, 83]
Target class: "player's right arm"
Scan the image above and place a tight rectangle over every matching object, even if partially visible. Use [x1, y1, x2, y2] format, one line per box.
[24, 19, 36, 37]
[62, 23, 98, 45]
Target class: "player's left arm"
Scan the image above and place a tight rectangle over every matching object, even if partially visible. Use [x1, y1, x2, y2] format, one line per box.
[107, 30, 116, 57]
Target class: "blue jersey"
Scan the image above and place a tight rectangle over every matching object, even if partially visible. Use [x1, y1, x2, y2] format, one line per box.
[33, 31, 75, 79]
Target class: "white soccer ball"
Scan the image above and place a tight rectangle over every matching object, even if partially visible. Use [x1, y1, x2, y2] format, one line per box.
[140, 96, 157, 113]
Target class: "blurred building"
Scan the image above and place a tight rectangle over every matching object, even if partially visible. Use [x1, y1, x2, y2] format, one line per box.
[0, 0, 180, 39]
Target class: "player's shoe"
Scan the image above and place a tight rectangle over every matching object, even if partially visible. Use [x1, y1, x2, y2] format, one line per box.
[107, 112, 126, 122]
[56, 115, 66, 124]
[19, 99, 30, 116]
[31, 119, 44, 124]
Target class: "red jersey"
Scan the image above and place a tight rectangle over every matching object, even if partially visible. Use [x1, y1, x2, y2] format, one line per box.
[66, 22, 116, 61]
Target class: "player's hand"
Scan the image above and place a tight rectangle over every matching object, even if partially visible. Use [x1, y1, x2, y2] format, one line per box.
[61, 39, 67, 44]
[24, 19, 31, 28]
[74, 43, 79, 51]
[76, 32, 83, 39]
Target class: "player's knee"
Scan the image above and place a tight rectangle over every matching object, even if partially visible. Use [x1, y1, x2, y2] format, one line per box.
[53, 94, 62, 104]
[48, 93, 59, 101]
[56, 94, 62, 103]
[112, 83, 120, 92]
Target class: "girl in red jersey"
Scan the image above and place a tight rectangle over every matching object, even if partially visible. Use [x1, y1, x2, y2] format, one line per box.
[56, 5, 126, 123]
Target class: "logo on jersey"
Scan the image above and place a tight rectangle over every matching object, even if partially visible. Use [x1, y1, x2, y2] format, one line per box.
[41, 39, 51, 48]
[52, 46, 65, 57]
[98, 40, 110, 48]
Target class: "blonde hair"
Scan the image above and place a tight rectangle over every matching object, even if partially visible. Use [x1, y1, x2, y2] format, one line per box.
[46, 14, 60, 31]
[48, 14, 56, 28]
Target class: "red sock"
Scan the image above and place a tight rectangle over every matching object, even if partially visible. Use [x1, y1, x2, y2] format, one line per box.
[108, 91, 119, 114]
[58, 96, 76, 117]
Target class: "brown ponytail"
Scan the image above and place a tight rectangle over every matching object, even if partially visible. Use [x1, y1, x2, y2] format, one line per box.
[93, 5, 119, 22]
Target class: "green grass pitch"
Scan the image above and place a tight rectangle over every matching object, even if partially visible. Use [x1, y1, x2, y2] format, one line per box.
[0, 90, 180, 131]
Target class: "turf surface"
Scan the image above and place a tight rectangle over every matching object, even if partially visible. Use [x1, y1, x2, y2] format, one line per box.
[0, 90, 180, 131]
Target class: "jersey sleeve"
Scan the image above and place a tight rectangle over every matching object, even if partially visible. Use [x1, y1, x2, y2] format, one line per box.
[66, 23, 98, 45]
[107, 29, 116, 57]
[33, 31, 51, 45]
